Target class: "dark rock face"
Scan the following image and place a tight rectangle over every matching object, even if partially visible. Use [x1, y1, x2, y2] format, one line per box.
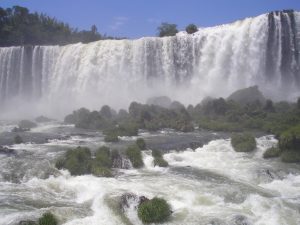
[227, 86, 266, 105]
[120, 193, 149, 212]
[0, 146, 15, 155]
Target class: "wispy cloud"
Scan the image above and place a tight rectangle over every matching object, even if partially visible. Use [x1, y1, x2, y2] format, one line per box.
[147, 18, 161, 24]
[109, 16, 129, 30]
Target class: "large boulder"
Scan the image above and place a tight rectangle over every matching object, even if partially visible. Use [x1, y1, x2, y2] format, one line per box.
[227, 86, 266, 105]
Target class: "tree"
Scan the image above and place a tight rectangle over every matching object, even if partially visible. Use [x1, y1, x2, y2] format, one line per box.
[185, 24, 198, 34]
[157, 23, 178, 37]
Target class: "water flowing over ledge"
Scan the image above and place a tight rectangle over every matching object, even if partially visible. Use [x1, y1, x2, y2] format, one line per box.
[0, 11, 299, 117]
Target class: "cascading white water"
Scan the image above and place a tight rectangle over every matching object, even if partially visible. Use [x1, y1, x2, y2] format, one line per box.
[0, 11, 299, 117]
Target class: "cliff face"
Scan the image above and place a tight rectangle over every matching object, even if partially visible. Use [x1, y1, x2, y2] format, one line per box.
[0, 11, 299, 116]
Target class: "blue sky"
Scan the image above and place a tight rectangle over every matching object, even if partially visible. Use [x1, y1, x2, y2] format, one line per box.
[1, 0, 299, 38]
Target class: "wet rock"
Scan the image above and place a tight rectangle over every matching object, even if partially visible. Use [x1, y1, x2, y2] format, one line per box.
[230, 215, 251, 225]
[11, 127, 30, 132]
[112, 151, 131, 169]
[0, 146, 15, 155]
[120, 193, 149, 212]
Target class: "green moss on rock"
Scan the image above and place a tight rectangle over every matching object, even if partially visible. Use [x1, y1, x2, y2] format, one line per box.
[152, 150, 168, 167]
[136, 138, 146, 150]
[231, 133, 256, 152]
[263, 147, 281, 159]
[138, 197, 171, 223]
[126, 145, 144, 168]
[38, 212, 58, 225]
[281, 151, 300, 163]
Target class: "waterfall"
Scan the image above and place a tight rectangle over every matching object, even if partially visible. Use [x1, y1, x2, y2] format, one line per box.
[0, 10, 299, 117]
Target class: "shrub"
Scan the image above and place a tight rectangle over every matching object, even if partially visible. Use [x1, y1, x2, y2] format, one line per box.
[95, 146, 112, 168]
[136, 138, 146, 150]
[154, 157, 169, 167]
[18, 120, 37, 129]
[91, 163, 113, 177]
[157, 23, 178, 37]
[279, 125, 300, 151]
[38, 212, 58, 225]
[185, 24, 198, 34]
[263, 147, 281, 158]
[14, 135, 23, 144]
[231, 133, 256, 152]
[56, 147, 92, 175]
[152, 150, 168, 167]
[138, 197, 171, 223]
[281, 151, 300, 163]
[126, 145, 144, 168]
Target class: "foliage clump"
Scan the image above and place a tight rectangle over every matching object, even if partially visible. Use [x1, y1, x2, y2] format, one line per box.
[38, 212, 58, 225]
[18, 120, 37, 129]
[136, 138, 146, 150]
[185, 24, 198, 34]
[126, 145, 144, 168]
[157, 23, 178, 37]
[263, 147, 281, 158]
[231, 133, 256, 152]
[55, 146, 114, 176]
[152, 149, 168, 167]
[138, 197, 171, 223]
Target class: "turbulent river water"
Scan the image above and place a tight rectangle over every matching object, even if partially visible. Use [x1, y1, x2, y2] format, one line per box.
[0, 121, 300, 225]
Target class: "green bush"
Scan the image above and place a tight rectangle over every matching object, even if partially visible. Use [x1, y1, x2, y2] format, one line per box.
[185, 24, 198, 34]
[152, 150, 168, 167]
[231, 133, 256, 152]
[138, 197, 171, 223]
[281, 151, 300, 163]
[263, 147, 281, 158]
[157, 23, 178, 37]
[95, 146, 112, 168]
[154, 157, 169, 167]
[56, 147, 92, 175]
[14, 135, 23, 144]
[126, 145, 144, 168]
[136, 138, 146, 150]
[38, 212, 58, 225]
[91, 163, 113, 177]
[279, 125, 300, 151]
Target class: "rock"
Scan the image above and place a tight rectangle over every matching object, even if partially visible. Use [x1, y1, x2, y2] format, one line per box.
[18, 120, 37, 129]
[11, 127, 30, 132]
[120, 193, 149, 212]
[0, 146, 15, 155]
[227, 86, 266, 105]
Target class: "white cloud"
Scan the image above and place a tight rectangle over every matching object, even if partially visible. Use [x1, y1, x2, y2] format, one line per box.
[109, 16, 129, 30]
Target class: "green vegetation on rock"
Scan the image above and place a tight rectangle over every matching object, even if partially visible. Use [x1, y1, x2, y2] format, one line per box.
[55, 146, 115, 176]
[138, 197, 171, 223]
[231, 133, 256, 152]
[152, 150, 168, 167]
[38, 212, 58, 225]
[185, 24, 198, 34]
[157, 23, 178, 37]
[126, 145, 144, 168]
[263, 147, 281, 158]
[136, 138, 146, 150]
